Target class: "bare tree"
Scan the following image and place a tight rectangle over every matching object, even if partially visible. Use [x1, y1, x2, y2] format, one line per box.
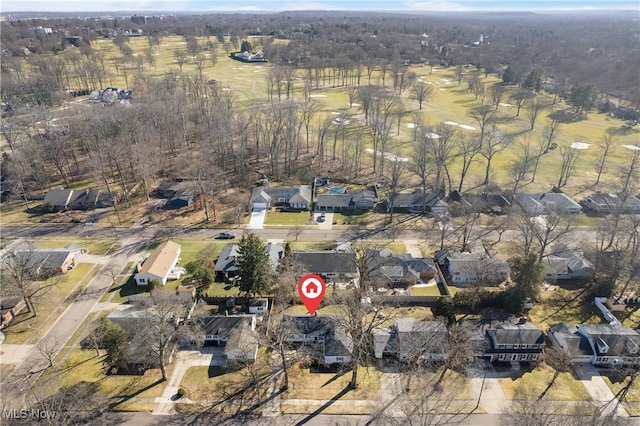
[480, 124, 512, 186]
[593, 132, 614, 186]
[410, 81, 434, 110]
[173, 50, 188, 73]
[490, 84, 508, 110]
[531, 210, 576, 261]
[556, 146, 580, 189]
[457, 135, 482, 192]
[511, 90, 532, 117]
[385, 153, 408, 225]
[617, 144, 640, 197]
[36, 336, 61, 369]
[525, 98, 545, 130]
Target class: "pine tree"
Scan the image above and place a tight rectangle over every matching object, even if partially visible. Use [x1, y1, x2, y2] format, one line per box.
[236, 233, 271, 297]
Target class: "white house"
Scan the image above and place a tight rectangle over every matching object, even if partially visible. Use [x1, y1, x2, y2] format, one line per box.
[577, 323, 640, 366]
[547, 323, 595, 363]
[135, 241, 181, 286]
[248, 298, 269, 314]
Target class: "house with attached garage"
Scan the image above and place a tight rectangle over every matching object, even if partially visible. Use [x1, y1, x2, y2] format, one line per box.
[576, 323, 640, 366]
[388, 191, 448, 215]
[135, 241, 181, 286]
[514, 192, 582, 216]
[289, 250, 358, 283]
[283, 315, 353, 365]
[367, 248, 437, 290]
[43, 188, 102, 211]
[373, 318, 449, 363]
[547, 322, 595, 363]
[580, 192, 640, 215]
[192, 315, 258, 362]
[435, 248, 510, 286]
[541, 245, 594, 283]
[482, 320, 545, 363]
[315, 187, 379, 212]
[215, 242, 283, 281]
[1, 243, 87, 276]
[250, 185, 312, 210]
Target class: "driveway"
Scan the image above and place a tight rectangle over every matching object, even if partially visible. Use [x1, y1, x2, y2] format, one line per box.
[314, 212, 333, 230]
[248, 208, 267, 229]
[403, 239, 423, 257]
[574, 364, 628, 417]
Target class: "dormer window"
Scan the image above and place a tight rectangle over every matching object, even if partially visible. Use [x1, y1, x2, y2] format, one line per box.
[596, 337, 609, 354]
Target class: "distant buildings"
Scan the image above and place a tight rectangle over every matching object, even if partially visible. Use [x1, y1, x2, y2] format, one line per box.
[28, 26, 52, 37]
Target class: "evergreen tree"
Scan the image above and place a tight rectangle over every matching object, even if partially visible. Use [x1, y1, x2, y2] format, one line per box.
[101, 319, 129, 371]
[511, 252, 544, 300]
[240, 40, 252, 52]
[236, 233, 271, 297]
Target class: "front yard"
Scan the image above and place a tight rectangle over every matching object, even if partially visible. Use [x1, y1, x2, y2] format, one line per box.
[264, 211, 313, 226]
[282, 365, 381, 401]
[500, 364, 591, 401]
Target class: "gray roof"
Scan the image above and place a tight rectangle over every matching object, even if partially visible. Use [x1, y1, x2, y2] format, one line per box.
[215, 243, 282, 273]
[515, 192, 581, 214]
[543, 246, 593, 277]
[367, 249, 436, 283]
[291, 250, 357, 275]
[581, 192, 640, 214]
[43, 188, 76, 208]
[1, 243, 85, 274]
[487, 322, 544, 346]
[251, 185, 312, 204]
[283, 315, 353, 358]
[444, 252, 511, 277]
[579, 324, 640, 357]
[316, 194, 352, 208]
[392, 192, 445, 208]
[390, 318, 449, 359]
[549, 322, 594, 356]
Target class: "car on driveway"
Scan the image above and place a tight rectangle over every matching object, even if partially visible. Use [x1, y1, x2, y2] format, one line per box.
[215, 232, 237, 240]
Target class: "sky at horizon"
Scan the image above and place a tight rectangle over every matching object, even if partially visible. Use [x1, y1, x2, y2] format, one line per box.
[2, 0, 639, 13]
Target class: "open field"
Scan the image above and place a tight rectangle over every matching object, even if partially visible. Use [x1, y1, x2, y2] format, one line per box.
[527, 287, 602, 331]
[2, 263, 98, 344]
[499, 364, 591, 401]
[282, 365, 381, 401]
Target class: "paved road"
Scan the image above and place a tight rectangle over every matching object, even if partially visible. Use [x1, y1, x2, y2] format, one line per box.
[2, 252, 131, 408]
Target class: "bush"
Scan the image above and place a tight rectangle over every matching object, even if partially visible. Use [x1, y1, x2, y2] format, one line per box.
[176, 388, 186, 398]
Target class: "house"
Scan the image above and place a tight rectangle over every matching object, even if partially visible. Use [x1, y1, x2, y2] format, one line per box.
[290, 250, 358, 283]
[580, 192, 640, 215]
[176, 285, 196, 303]
[248, 298, 269, 314]
[196, 315, 259, 362]
[215, 242, 283, 281]
[483, 320, 545, 363]
[368, 249, 437, 289]
[135, 241, 181, 286]
[251, 185, 311, 210]
[154, 180, 196, 209]
[389, 192, 448, 215]
[1, 243, 87, 276]
[374, 318, 448, 363]
[436, 249, 510, 286]
[547, 323, 595, 363]
[43, 188, 103, 211]
[106, 306, 176, 367]
[283, 315, 353, 365]
[515, 192, 582, 216]
[542, 246, 594, 283]
[577, 323, 640, 366]
[449, 191, 511, 215]
[315, 187, 379, 212]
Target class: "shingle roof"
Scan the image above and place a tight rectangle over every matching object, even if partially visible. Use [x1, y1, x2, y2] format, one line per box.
[488, 323, 544, 346]
[316, 194, 352, 208]
[549, 322, 594, 356]
[579, 324, 640, 357]
[291, 251, 357, 275]
[251, 185, 312, 204]
[516, 193, 581, 214]
[392, 192, 444, 208]
[543, 246, 593, 276]
[283, 315, 353, 358]
[136, 241, 180, 279]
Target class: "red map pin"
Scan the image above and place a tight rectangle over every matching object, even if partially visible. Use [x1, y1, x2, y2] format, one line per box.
[297, 274, 326, 315]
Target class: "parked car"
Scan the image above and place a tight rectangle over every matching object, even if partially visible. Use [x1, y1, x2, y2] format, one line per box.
[215, 232, 237, 240]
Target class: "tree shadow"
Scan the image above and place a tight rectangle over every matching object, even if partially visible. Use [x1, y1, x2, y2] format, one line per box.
[320, 369, 349, 388]
[294, 386, 353, 425]
[108, 378, 165, 409]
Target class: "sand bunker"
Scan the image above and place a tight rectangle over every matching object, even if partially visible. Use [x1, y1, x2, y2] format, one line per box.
[444, 121, 458, 126]
[438, 88, 447, 91]
[570, 142, 591, 150]
[407, 123, 416, 129]
[623, 145, 640, 151]
[309, 94, 327, 98]
[458, 124, 476, 131]
[365, 149, 408, 162]
[499, 102, 513, 107]
[350, 103, 361, 107]
[425, 132, 441, 139]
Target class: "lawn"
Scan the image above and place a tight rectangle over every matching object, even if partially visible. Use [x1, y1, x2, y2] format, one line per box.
[2, 263, 98, 344]
[101, 261, 136, 303]
[332, 211, 375, 226]
[289, 241, 337, 251]
[600, 371, 640, 403]
[410, 285, 444, 296]
[282, 365, 381, 401]
[499, 365, 591, 401]
[31, 237, 114, 256]
[527, 287, 602, 330]
[55, 349, 166, 409]
[264, 211, 313, 226]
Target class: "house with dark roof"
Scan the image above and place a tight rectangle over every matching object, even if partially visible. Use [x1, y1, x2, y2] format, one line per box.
[435, 249, 510, 286]
[449, 191, 511, 215]
[251, 185, 311, 210]
[290, 250, 358, 283]
[1, 243, 87, 276]
[547, 323, 595, 363]
[283, 315, 352, 365]
[42, 187, 108, 211]
[374, 318, 448, 363]
[315, 187, 379, 212]
[577, 323, 640, 366]
[388, 192, 448, 215]
[195, 315, 258, 362]
[154, 180, 196, 209]
[580, 192, 640, 215]
[135, 241, 181, 286]
[542, 246, 594, 283]
[515, 192, 582, 216]
[214, 242, 283, 281]
[368, 248, 437, 289]
[483, 321, 545, 363]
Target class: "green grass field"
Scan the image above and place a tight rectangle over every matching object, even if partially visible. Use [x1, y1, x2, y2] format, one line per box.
[500, 365, 591, 401]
